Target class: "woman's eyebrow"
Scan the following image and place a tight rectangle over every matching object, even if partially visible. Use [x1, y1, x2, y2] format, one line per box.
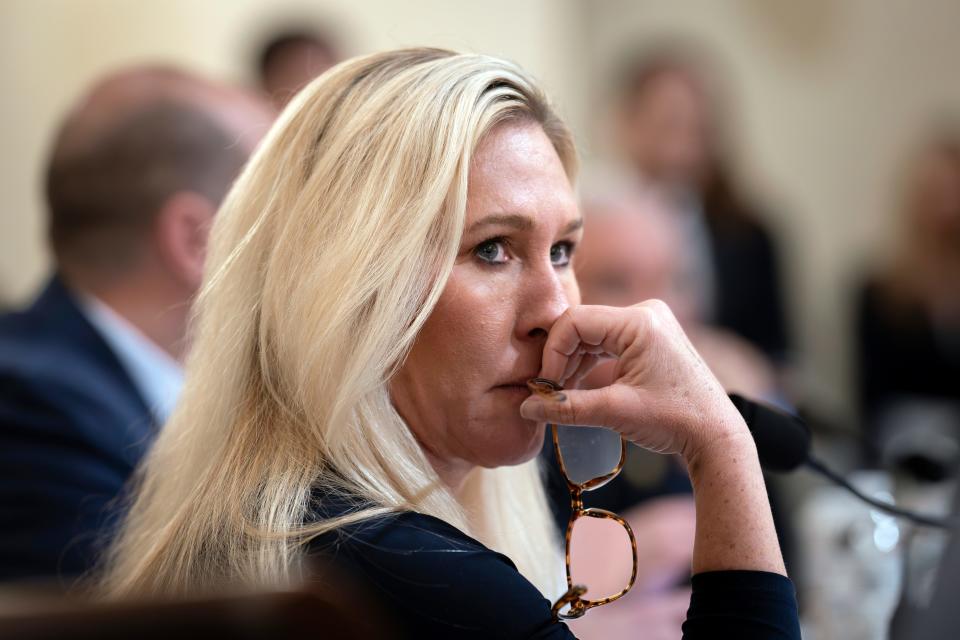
[467, 214, 584, 234]
[563, 218, 584, 234]
[468, 213, 534, 233]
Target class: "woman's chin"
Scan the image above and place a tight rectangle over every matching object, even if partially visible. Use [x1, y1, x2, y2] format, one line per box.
[479, 417, 546, 468]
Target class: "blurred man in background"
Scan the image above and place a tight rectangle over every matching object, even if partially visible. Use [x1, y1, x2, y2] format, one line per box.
[257, 28, 340, 110]
[0, 66, 273, 583]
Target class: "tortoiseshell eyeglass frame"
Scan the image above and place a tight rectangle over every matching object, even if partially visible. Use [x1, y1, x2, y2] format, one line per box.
[550, 423, 638, 620]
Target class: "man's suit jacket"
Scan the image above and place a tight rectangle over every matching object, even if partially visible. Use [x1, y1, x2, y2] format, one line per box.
[0, 276, 155, 582]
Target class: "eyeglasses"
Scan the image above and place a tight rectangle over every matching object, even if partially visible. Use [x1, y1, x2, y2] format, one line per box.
[524, 382, 635, 621]
[549, 421, 638, 619]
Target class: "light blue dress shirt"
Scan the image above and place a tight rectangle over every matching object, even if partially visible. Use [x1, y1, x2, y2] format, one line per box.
[77, 294, 184, 424]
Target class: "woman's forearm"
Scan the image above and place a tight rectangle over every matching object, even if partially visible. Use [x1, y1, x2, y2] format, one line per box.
[685, 427, 786, 576]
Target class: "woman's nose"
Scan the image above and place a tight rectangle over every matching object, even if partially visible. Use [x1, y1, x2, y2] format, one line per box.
[517, 268, 572, 340]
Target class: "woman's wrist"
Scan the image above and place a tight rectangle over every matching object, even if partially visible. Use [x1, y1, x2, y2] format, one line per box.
[684, 416, 786, 576]
[682, 410, 756, 477]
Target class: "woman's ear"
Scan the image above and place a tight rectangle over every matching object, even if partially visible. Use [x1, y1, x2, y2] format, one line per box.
[153, 190, 216, 292]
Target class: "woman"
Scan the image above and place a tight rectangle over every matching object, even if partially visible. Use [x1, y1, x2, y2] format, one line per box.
[613, 49, 790, 364]
[855, 133, 960, 465]
[102, 48, 799, 638]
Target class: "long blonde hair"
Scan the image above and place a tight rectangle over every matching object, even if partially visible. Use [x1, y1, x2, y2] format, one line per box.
[101, 48, 577, 598]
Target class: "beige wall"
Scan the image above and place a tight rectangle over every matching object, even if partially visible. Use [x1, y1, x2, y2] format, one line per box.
[579, 0, 960, 419]
[2, 0, 958, 420]
[0, 0, 585, 303]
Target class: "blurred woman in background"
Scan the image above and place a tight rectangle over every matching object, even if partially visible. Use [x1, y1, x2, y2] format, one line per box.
[614, 49, 791, 365]
[855, 132, 960, 471]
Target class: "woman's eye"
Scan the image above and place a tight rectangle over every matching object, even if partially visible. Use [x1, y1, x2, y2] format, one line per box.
[475, 239, 508, 264]
[550, 241, 574, 267]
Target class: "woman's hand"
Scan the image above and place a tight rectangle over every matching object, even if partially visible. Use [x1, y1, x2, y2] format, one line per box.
[521, 299, 787, 577]
[520, 300, 749, 463]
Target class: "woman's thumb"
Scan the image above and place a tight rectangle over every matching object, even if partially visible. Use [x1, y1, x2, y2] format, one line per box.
[519, 387, 615, 427]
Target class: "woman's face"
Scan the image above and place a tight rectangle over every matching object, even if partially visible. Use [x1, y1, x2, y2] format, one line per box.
[911, 148, 960, 237]
[624, 70, 710, 186]
[391, 121, 582, 486]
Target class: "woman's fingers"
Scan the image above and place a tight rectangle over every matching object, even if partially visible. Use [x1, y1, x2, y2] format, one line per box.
[520, 385, 677, 454]
[528, 300, 738, 456]
[520, 386, 612, 426]
[520, 385, 671, 452]
[540, 304, 651, 383]
[539, 306, 618, 383]
[565, 353, 605, 388]
[561, 350, 584, 383]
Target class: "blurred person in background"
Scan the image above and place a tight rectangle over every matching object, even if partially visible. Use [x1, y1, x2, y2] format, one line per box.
[855, 131, 960, 474]
[547, 184, 779, 639]
[614, 48, 791, 366]
[257, 27, 341, 110]
[574, 184, 778, 397]
[0, 66, 272, 583]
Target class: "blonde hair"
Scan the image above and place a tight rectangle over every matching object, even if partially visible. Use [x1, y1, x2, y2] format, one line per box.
[101, 48, 576, 598]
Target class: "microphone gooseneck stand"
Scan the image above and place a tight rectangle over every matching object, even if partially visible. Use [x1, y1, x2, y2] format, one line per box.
[729, 393, 957, 531]
[802, 455, 956, 529]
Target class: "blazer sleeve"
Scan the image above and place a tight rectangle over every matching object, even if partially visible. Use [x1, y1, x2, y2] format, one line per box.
[316, 512, 576, 639]
[0, 375, 129, 580]
[312, 512, 800, 639]
[683, 570, 801, 639]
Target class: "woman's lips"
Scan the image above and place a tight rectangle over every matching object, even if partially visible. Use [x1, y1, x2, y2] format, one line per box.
[496, 384, 530, 392]
[495, 378, 567, 402]
[494, 384, 532, 399]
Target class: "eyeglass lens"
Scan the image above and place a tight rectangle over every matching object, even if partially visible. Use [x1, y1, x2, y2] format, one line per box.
[555, 424, 622, 486]
[568, 512, 635, 603]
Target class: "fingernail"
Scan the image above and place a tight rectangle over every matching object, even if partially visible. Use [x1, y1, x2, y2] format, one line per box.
[527, 377, 563, 392]
[520, 397, 545, 421]
[526, 378, 565, 401]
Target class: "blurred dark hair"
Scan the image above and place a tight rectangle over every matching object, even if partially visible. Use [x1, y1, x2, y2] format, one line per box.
[256, 29, 339, 79]
[46, 102, 247, 273]
[899, 126, 960, 231]
[922, 130, 960, 167]
[615, 43, 756, 225]
[613, 40, 718, 109]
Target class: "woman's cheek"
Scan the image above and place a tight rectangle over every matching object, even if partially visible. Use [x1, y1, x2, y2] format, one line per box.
[430, 284, 503, 374]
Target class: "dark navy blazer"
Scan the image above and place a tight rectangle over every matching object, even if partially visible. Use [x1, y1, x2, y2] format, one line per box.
[0, 276, 155, 582]
[309, 492, 801, 639]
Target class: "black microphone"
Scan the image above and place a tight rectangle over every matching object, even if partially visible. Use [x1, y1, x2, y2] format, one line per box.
[728, 393, 956, 530]
[729, 393, 811, 472]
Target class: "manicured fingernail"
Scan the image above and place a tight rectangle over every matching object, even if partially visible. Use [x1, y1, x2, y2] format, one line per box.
[526, 378, 564, 400]
[520, 397, 545, 420]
